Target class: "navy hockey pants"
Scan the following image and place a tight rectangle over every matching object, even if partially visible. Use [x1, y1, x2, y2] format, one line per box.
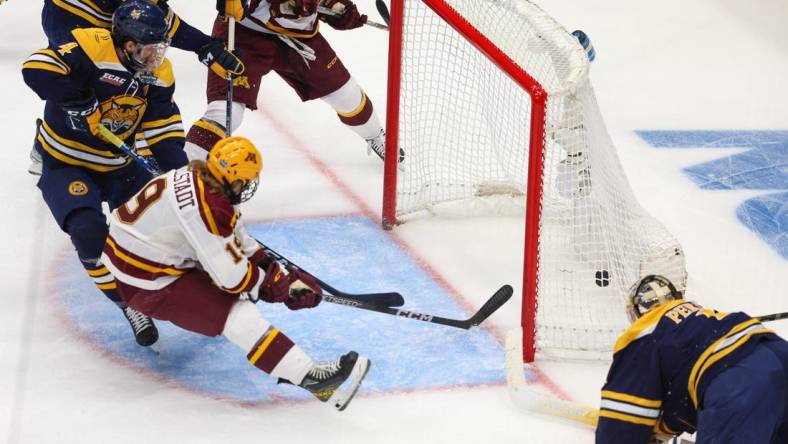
[697, 339, 788, 444]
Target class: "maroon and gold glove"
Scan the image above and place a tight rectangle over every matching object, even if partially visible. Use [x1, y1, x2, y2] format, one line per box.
[319, 0, 367, 30]
[284, 268, 322, 310]
[270, 0, 318, 18]
[257, 261, 290, 303]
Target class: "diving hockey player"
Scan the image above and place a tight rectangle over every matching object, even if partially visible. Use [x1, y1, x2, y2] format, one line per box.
[101, 136, 371, 410]
[596, 275, 788, 444]
[22, 0, 190, 346]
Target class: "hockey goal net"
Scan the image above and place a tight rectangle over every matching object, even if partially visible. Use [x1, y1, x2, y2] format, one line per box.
[382, 0, 686, 361]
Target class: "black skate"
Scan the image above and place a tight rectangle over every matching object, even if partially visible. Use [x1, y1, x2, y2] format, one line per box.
[122, 306, 159, 347]
[299, 351, 371, 411]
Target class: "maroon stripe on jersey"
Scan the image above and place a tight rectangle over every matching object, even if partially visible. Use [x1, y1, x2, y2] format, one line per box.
[103, 235, 186, 281]
[250, 0, 264, 12]
[247, 328, 296, 374]
[192, 174, 235, 238]
[338, 94, 374, 127]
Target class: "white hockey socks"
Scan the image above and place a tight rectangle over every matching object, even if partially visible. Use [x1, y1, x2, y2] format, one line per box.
[222, 301, 313, 384]
[322, 78, 383, 140]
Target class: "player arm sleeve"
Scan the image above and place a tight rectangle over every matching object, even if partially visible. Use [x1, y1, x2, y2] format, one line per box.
[142, 82, 187, 172]
[180, 190, 264, 295]
[21, 44, 92, 104]
[234, 218, 267, 261]
[157, 1, 213, 53]
[595, 344, 663, 444]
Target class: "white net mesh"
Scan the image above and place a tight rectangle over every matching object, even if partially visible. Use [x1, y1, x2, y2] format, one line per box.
[393, 0, 686, 357]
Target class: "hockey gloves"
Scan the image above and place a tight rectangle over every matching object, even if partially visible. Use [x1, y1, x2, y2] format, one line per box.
[256, 262, 322, 310]
[571, 30, 596, 63]
[258, 261, 291, 303]
[284, 268, 322, 310]
[61, 93, 109, 143]
[198, 39, 245, 79]
[270, 0, 318, 18]
[216, 0, 249, 21]
[319, 0, 367, 30]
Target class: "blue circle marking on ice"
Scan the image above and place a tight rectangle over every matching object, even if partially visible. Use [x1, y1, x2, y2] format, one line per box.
[58, 215, 505, 402]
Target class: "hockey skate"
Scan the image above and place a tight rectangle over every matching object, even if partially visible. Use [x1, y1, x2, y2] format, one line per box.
[365, 129, 405, 167]
[28, 119, 43, 176]
[122, 306, 159, 347]
[298, 351, 371, 411]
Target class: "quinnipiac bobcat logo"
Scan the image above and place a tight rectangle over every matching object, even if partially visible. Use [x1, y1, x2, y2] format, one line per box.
[100, 96, 148, 141]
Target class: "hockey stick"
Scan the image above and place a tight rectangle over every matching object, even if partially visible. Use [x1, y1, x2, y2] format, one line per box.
[316, 5, 388, 30]
[374, 0, 390, 26]
[756, 312, 788, 322]
[255, 243, 404, 307]
[226, 16, 236, 136]
[97, 125, 404, 308]
[322, 284, 513, 329]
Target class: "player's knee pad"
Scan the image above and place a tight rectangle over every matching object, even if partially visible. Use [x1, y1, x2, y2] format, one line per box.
[64, 208, 108, 262]
[222, 300, 272, 353]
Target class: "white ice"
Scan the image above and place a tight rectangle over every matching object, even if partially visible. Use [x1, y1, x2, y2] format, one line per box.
[1, 0, 787, 443]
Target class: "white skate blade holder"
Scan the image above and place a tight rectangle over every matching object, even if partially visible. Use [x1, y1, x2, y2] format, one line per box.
[328, 357, 371, 411]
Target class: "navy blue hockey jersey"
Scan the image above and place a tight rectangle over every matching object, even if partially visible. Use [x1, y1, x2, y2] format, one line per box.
[22, 27, 186, 173]
[41, 0, 211, 51]
[595, 300, 777, 444]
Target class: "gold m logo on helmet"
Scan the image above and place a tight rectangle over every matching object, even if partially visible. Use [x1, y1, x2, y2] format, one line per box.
[244, 152, 257, 163]
[68, 181, 89, 196]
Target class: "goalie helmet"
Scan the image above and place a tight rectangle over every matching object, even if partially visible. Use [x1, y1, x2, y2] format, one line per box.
[626, 275, 683, 322]
[207, 136, 263, 205]
[112, 0, 170, 73]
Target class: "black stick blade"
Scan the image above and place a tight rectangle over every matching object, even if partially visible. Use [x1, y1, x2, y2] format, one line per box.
[349, 292, 404, 307]
[375, 0, 391, 25]
[468, 285, 514, 327]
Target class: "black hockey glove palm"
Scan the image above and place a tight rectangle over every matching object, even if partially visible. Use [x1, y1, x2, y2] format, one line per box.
[198, 39, 245, 78]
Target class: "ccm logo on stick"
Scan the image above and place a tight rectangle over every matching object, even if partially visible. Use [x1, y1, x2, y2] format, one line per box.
[395, 310, 433, 322]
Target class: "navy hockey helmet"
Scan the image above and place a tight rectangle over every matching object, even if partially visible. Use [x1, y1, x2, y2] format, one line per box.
[626, 275, 684, 322]
[112, 0, 170, 73]
[112, 0, 168, 45]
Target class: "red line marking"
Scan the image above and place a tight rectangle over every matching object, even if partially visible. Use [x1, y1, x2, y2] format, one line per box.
[253, 106, 569, 400]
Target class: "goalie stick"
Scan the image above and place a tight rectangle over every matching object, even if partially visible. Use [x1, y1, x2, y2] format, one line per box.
[756, 311, 788, 322]
[97, 126, 404, 308]
[323, 284, 513, 329]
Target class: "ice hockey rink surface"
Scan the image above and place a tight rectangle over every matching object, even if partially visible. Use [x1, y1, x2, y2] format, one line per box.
[1, 0, 786, 442]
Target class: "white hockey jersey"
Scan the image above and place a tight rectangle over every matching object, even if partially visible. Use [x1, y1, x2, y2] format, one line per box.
[241, 0, 320, 38]
[101, 166, 266, 294]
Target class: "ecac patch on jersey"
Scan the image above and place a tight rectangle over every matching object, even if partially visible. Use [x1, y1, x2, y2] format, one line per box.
[99, 73, 127, 87]
[68, 181, 88, 196]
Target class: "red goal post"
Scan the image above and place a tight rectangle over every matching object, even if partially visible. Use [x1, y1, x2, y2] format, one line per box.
[381, 0, 686, 362]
